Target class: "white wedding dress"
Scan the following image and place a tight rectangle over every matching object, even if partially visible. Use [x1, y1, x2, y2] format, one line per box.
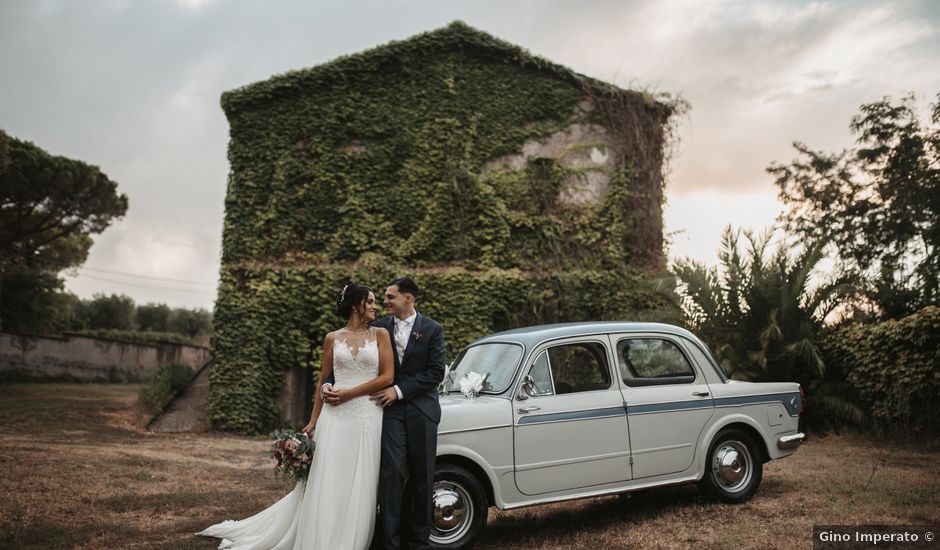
[198, 328, 384, 550]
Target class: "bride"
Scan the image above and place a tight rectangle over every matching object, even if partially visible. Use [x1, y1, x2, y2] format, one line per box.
[198, 283, 394, 550]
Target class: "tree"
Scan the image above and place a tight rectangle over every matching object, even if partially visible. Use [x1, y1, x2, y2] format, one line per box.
[77, 293, 137, 331]
[136, 303, 172, 332]
[168, 307, 213, 339]
[673, 227, 863, 429]
[0, 264, 79, 333]
[768, 93, 939, 319]
[0, 232, 91, 333]
[0, 129, 128, 330]
[66, 296, 214, 342]
[0, 129, 9, 176]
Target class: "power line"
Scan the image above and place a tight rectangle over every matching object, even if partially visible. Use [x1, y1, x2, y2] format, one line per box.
[73, 273, 212, 293]
[78, 266, 216, 286]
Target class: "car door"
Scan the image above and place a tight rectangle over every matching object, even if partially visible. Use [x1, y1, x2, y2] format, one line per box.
[613, 334, 715, 480]
[512, 338, 632, 495]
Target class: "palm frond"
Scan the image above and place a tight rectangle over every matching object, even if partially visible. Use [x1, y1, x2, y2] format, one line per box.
[811, 395, 868, 427]
[807, 272, 859, 321]
[789, 240, 826, 298]
[784, 337, 826, 377]
[758, 308, 783, 351]
[744, 228, 771, 282]
[718, 226, 748, 319]
[672, 260, 721, 326]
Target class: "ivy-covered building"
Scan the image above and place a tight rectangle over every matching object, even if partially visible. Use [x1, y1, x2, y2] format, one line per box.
[211, 21, 681, 432]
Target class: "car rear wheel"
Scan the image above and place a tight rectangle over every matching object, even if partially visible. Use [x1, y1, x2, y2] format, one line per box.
[699, 428, 763, 503]
[430, 464, 487, 549]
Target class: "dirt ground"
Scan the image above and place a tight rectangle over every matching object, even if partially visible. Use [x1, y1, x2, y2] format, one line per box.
[0, 383, 937, 549]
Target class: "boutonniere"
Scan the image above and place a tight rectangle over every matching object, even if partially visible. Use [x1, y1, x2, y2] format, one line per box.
[412, 331, 423, 342]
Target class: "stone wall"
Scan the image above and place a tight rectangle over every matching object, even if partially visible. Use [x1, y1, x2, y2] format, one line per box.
[0, 332, 210, 383]
[146, 362, 308, 433]
[147, 360, 213, 432]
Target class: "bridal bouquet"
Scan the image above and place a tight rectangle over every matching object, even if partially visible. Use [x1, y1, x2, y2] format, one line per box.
[270, 428, 315, 483]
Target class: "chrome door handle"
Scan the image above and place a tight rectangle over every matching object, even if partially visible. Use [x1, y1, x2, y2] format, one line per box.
[692, 391, 710, 397]
[518, 406, 541, 413]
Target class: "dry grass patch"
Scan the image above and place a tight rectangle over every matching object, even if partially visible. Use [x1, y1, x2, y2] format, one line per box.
[0, 384, 285, 550]
[0, 383, 937, 549]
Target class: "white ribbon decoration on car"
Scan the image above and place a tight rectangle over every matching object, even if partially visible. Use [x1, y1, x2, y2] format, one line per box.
[459, 371, 486, 398]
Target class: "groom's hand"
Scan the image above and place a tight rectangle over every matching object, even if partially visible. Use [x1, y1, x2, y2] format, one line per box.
[323, 386, 342, 405]
[369, 387, 398, 407]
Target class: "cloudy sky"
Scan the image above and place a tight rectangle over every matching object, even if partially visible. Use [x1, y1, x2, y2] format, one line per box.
[1, 0, 938, 310]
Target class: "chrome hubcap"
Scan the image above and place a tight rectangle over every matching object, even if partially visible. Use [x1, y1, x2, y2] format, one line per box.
[712, 440, 752, 492]
[431, 481, 473, 544]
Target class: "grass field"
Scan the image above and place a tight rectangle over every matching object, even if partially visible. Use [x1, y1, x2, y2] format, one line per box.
[0, 384, 937, 549]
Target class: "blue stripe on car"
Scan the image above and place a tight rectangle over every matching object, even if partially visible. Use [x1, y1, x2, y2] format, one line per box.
[517, 392, 802, 425]
[626, 393, 800, 417]
[713, 392, 801, 416]
[627, 400, 715, 415]
[517, 406, 626, 425]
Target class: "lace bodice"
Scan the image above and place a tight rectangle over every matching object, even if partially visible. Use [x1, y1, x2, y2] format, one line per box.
[328, 327, 383, 421]
[332, 327, 380, 385]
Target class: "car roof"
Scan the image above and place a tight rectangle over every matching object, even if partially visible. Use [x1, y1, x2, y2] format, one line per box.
[471, 321, 702, 348]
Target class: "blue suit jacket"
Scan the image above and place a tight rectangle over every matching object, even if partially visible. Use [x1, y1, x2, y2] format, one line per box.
[374, 312, 447, 423]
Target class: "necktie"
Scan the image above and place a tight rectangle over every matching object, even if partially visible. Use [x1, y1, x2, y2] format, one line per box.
[395, 321, 408, 362]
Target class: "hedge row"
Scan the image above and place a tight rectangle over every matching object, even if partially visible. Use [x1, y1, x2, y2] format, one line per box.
[825, 306, 940, 434]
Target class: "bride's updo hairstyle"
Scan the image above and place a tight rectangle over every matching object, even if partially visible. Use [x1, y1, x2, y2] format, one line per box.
[336, 283, 372, 320]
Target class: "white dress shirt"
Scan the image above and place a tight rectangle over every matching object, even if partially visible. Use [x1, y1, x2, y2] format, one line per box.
[391, 312, 417, 399]
[393, 312, 417, 363]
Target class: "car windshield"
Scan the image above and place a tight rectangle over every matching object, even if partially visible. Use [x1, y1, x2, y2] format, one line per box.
[444, 343, 523, 394]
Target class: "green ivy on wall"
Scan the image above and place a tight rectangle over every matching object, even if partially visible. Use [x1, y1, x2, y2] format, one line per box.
[211, 21, 682, 433]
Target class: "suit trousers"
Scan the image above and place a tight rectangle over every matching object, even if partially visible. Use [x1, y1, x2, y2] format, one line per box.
[379, 399, 437, 550]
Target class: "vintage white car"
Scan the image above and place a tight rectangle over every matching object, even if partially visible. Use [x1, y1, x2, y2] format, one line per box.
[430, 322, 805, 549]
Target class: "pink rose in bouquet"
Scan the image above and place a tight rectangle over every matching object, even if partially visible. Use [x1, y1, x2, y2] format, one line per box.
[270, 428, 315, 483]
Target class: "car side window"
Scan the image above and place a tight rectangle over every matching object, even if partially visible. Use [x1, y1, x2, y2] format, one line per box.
[618, 338, 696, 387]
[527, 351, 555, 396]
[543, 342, 611, 394]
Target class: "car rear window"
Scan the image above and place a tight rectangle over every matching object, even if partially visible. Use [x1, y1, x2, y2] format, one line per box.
[617, 338, 695, 385]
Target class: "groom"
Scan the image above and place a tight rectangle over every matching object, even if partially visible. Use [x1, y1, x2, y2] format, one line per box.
[325, 276, 446, 550]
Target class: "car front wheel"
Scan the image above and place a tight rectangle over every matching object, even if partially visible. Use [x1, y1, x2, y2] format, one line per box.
[699, 428, 763, 503]
[430, 464, 487, 549]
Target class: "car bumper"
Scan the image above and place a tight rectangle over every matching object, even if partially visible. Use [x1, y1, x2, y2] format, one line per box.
[777, 433, 806, 450]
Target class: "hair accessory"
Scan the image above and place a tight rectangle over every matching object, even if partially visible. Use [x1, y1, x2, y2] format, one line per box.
[338, 284, 349, 304]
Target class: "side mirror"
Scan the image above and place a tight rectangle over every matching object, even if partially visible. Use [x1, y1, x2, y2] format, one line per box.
[517, 375, 537, 400]
[438, 363, 454, 396]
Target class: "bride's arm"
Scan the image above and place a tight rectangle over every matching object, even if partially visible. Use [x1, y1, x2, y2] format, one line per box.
[303, 332, 335, 434]
[333, 328, 394, 401]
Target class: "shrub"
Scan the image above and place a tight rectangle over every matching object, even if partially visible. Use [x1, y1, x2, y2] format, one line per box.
[138, 363, 195, 413]
[824, 306, 940, 434]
